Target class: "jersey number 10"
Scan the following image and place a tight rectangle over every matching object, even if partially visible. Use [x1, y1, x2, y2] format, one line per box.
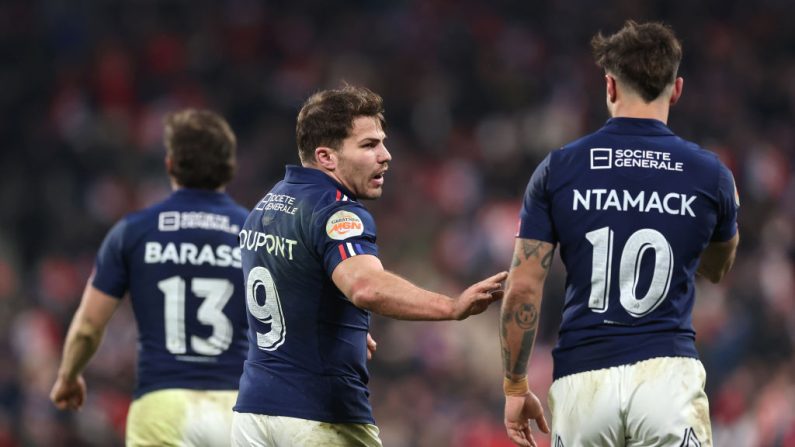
[586, 227, 674, 317]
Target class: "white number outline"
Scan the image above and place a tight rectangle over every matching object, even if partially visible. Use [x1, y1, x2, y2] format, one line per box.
[586, 227, 674, 317]
[246, 266, 287, 351]
[585, 226, 613, 313]
[157, 276, 235, 355]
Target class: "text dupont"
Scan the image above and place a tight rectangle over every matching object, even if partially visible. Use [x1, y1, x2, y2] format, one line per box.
[573, 189, 696, 217]
[239, 230, 298, 260]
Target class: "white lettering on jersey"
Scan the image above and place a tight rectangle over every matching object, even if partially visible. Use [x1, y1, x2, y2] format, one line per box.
[158, 211, 240, 234]
[238, 230, 297, 260]
[589, 148, 684, 171]
[573, 189, 696, 217]
[603, 189, 621, 210]
[254, 193, 299, 215]
[144, 242, 242, 268]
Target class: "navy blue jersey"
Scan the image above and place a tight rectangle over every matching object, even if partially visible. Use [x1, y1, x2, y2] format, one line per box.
[519, 118, 738, 380]
[234, 166, 379, 424]
[92, 189, 249, 398]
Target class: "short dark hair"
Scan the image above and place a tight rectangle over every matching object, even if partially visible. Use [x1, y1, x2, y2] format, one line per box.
[163, 109, 237, 190]
[591, 20, 683, 102]
[296, 85, 385, 163]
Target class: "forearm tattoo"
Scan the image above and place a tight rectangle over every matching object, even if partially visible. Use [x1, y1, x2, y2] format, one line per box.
[501, 302, 539, 379]
[502, 240, 552, 379]
[512, 240, 555, 270]
[513, 328, 536, 376]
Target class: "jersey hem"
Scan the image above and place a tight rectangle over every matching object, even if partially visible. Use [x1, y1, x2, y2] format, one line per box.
[552, 344, 698, 380]
[232, 405, 375, 425]
[134, 381, 240, 399]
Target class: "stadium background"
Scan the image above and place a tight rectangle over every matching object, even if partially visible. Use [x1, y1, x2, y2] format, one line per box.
[1, 1, 793, 446]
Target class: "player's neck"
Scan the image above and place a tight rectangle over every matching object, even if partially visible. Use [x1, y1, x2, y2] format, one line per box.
[303, 162, 353, 194]
[169, 178, 225, 193]
[608, 87, 672, 124]
[610, 100, 670, 124]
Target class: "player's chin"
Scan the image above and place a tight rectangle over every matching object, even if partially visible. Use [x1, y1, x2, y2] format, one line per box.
[362, 187, 384, 200]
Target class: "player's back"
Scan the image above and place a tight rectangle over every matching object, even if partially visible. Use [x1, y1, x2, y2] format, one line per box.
[522, 117, 737, 380]
[92, 188, 249, 397]
[235, 166, 375, 424]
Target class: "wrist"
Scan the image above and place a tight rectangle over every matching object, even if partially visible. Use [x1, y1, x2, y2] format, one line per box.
[446, 296, 460, 320]
[57, 369, 78, 382]
[503, 376, 530, 396]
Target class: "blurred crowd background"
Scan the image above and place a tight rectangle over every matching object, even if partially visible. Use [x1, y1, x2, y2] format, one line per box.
[1, 0, 793, 446]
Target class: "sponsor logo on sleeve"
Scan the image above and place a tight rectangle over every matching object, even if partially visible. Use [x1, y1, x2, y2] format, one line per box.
[326, 210, 364, 240]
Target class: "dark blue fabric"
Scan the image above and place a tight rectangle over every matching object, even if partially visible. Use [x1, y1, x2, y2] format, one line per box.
[92, 188, 249, 397]
[518, 118, 738, 380]
[235, 166, 378, 424]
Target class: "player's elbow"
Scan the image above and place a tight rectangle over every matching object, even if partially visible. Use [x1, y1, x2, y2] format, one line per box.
[74, 321, 104, 344]
[697, 258, 734, 283]
[348, 278, 380, 310]
[699, 269, 723, 284]
[697, 253, 736, 284]
[703, 263, 733, 283]
[698, 234, 739, 284]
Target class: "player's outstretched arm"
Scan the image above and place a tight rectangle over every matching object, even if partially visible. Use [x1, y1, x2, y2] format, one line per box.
[696, 232, 739, 283]
[500, 238, 554, 447]
[50, 283, 120, 411]
[332, 254, 506, 321]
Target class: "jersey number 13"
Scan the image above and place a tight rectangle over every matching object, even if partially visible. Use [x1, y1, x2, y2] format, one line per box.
[158, 276, 234, 355]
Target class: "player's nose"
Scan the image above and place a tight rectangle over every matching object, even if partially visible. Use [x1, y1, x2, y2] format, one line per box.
[378, 145, 392, 163]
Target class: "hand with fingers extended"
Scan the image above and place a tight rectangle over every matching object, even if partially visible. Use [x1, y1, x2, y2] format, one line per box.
[504, 391, 550, 447]
[50, 374, 87, 411]
[452, 271, 508, 320]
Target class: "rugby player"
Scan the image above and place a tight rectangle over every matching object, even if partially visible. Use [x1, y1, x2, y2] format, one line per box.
[231, 85, 507, 446]
[51, 109, 249, 447]
[500, 21, 739, 447]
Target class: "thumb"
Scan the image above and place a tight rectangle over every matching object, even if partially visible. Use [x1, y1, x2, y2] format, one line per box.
[536, 413, 550, 434]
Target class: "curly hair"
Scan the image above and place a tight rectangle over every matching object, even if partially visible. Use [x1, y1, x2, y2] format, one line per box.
[591, 20, 683, 102]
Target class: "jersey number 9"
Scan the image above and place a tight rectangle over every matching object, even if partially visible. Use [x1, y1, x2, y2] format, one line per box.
[245, 266, 287, 351]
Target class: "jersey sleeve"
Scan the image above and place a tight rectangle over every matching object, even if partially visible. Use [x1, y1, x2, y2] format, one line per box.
[91, 219, 129, 299]
[712, 162, 739, 242]
[315, 202, 379, 277]
[517, 153, 557, 243]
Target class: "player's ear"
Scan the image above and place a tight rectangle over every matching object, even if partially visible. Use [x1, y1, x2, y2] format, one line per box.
[669, 77, 684, 106]
[315, 147, 338, 170]
[606, 74, 618, 103]
[165, 155, 174, 175]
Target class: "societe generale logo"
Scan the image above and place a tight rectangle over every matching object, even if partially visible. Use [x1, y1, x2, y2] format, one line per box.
[326, 210, 365, 240]
[590, 148, 612, 169]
